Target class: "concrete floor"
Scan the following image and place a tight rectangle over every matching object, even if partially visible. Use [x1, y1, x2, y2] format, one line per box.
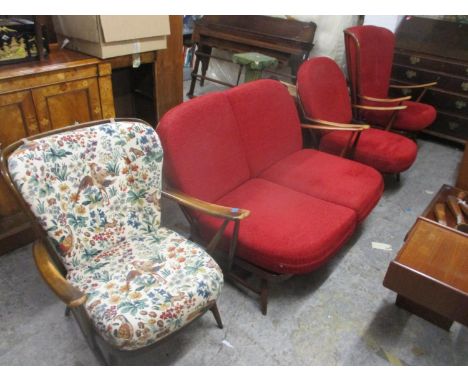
[0, 80, 467, 365]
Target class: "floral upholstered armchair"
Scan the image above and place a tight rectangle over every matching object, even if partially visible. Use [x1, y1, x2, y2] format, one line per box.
[0, 119, 249, 365]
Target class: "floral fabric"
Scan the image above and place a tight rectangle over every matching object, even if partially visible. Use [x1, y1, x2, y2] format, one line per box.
[8, 120, 223, 350]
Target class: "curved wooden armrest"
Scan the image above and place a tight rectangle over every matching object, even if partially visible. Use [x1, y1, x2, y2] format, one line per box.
[359, 95, 412, 103]
[162, 189, 250, 221]
[280, 81, 297, 97]
[389, 81, 437, 89]
[33, 241, 87, 308]
[353, 104, 407, 111]
[301, 123, 368, 132]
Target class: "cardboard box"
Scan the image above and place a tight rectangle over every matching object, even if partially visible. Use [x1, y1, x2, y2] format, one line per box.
[52, 16, 170, 59]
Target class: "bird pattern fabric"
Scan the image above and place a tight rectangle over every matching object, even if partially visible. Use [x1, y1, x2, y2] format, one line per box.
[8, 120, 223, 350]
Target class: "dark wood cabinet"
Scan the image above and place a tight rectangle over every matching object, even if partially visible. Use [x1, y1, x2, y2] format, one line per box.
[391, 17, 468, 144]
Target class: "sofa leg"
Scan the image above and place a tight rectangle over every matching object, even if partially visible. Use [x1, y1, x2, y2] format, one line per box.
[210, 302, 224, 329]
[260, 279, 269, 315]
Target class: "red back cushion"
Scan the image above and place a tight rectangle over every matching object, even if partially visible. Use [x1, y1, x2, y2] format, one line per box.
[297, 57, 352, 123]
[226, 79, 302, 176]
[345, 25, 395, 98]
[157, 92, 250, 202]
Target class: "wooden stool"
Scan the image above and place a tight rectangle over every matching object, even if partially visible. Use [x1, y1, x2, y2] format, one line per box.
[232, 52, 278, 83]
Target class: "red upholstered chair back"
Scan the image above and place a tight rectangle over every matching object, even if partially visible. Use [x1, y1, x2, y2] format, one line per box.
[226, 79, 303, 176]
[157, 80, 302, 203]
[297, 57, 353, 124]
[344, 25, 395, 101]
[157, 92, 251, 203]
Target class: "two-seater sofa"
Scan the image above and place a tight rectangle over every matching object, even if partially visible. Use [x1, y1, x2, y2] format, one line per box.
[157, 79, 384, 314]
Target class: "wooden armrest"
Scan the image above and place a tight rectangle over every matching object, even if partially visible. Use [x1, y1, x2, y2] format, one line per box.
[359, 95, 411, 103]
[162, 189, 250, 221]
[389, 81, 437, 89]
[33, 240, 86, 308]
[301, 122, 368, 132]
[280, 80, 297, 97]
[353, 104, 407, 111]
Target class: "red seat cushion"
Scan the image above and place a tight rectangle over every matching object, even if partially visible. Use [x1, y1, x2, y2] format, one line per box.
[198, 178, 357, 274]
[361, 101, 437, 132]
[319, 128, 418, 174]
[260, 149, 383, 221]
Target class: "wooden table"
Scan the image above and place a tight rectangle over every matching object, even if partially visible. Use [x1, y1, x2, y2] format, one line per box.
[383, 185, 468, 330]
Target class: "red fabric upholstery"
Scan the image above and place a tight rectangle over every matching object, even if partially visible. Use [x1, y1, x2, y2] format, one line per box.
[320, 128, 417, 174]
[296, 56, 418, 174]
[260, 149, 383, 222]
[345, 25, 437, 132]
[197, 178, 357, 274]
[225, 79, 303, 176]
[297, 57, 352, 123]
[361, 101, 437, 132]
[157, 91, 250, 203]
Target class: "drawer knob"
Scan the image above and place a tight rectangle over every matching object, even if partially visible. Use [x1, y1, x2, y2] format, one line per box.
[409, 56, 420, 65]
[405, 70, 417, 79]
[455, 100, 467, 109]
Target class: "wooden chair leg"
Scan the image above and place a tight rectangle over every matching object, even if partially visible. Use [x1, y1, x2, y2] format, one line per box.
[396, 173, 401, 182]
[210, 302, 224, 329]
[260, 279, 269, 315]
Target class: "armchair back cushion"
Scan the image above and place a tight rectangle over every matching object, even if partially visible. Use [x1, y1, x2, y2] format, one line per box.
[297, 57, 353, 123]
[8, 121, 163, 271]
[345, 25, 395, 99]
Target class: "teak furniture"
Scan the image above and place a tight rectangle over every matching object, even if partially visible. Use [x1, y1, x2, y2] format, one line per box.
[457, 142, 468, 190]
[0, 46, 115, 254]
[187, 15, 316, 97]
[383, 184, 468, 330]
[391, 16, 468, 144]
[344, 25, 437, 135]
[0, 119, 230, 365]
[295, 57, 418, 178]
[158, 79, 384, 314]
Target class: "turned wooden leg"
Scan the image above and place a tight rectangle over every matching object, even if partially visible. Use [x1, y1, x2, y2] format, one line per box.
[187, 55, 202, 98]
[210, 302, 223, 329]
[260, 279, 269, 316]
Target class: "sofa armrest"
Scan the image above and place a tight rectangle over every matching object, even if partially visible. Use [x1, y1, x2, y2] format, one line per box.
[162, 189, 250, 221]
[33, 240, 87, 308]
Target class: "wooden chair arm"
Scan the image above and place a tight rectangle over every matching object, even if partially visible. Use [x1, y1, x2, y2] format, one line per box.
[279, 81, 297, 97]
[301, 117, 370, 132]
[353, 104, 407, 111]
[162, 189, 250, 221]
[389, 81, 437, 89]
[33, 240, 87, 308]
[359, 95, 412, 103]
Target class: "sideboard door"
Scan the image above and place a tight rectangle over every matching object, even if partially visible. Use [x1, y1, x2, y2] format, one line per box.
[32, 78, 103, 131]
[0, 91, 40, 216]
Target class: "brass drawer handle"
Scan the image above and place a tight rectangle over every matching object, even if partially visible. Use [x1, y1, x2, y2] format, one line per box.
[461, 82, 468, 91]
[405, 70, 417, 79]
[409, 56, 420, 65]
[449, 122, 460, 130]
[455, 100, 467, 109]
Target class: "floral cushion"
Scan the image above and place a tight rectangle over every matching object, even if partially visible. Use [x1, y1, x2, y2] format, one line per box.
[7, 120, 224, 351]
[8, 120, 164, 271]
[67, 227, 223, 351]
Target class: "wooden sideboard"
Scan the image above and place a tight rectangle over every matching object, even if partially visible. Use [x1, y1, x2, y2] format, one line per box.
[0, 48, 115, 254]
[391, 17, 468, 144]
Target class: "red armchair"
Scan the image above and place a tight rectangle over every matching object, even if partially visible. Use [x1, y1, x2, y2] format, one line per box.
[157, 79, 383, 314]
[296, 56, 418, 178]
[344, 25, 437, 134]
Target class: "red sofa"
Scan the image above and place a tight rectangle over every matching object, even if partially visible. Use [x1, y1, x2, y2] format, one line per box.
[157, 79, 383, 313]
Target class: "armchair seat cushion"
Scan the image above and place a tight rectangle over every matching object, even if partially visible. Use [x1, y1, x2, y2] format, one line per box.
[260, 149, 383, 222]
[319, 128, 418, 174]
[197, 178, 357, 274]
[362, 101, 436, 132]
[66, 227, 223, 351]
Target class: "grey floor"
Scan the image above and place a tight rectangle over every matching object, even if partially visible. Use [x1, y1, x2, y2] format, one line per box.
[0, 79, 467, 365]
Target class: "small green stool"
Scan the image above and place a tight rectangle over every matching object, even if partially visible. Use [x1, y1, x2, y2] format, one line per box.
[232, 52, 278, 83]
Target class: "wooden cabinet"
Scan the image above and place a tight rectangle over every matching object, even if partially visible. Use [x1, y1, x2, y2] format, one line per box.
[391, 17, 468, 144]
[0, 46, 115, 254]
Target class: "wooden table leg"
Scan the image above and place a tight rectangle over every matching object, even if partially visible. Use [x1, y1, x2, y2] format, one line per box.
[396, 294, 453, 330]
